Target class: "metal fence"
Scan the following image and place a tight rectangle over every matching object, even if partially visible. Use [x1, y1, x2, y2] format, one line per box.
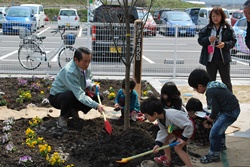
[0, 22, 250, 78]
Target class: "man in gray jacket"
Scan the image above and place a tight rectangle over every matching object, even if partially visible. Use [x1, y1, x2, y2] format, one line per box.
[49, 47, 105, 128]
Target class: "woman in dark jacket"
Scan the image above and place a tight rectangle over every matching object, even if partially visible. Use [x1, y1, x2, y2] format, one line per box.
[198, 7, 236, 92]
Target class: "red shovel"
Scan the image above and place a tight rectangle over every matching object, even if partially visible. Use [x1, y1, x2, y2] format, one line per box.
[96, 86, 112, 135]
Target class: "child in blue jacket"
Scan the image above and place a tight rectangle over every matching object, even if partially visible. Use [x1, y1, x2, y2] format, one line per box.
[114, 78, 140, 120]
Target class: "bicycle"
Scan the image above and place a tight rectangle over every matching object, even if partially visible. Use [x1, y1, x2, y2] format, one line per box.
[18, 27, 76, 70]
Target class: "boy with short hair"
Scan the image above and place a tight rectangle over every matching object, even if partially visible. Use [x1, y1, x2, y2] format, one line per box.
[141, 96, 193, 167]
[186, 97, 211, 148]
[188, 68, 240, 164]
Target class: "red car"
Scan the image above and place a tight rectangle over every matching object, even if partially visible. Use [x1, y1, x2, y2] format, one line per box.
[143, 13, 157, 36]
[137, 9, 157, 36]
[231, 10, 243, 26]
[44, 14, 49, 22]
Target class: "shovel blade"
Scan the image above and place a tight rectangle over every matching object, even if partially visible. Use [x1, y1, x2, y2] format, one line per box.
[105, 120, 112, 135]
[116, 157, 131, 164]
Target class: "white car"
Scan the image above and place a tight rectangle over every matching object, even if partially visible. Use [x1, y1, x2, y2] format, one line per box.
[0, 7, 8, 28]
[20, 4, 46, 29]
[58, 8, 80, 30]
[197, 7, 231, 26]
[232, 17, 250, 56]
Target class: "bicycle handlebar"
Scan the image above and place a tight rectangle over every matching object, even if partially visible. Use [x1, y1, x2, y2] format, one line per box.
[51, 27, 66, 39]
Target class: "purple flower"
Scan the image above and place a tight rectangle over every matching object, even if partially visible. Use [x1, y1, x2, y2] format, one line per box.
[30, 83, 40, 91]
[2, 125, 12, 132]
[3, 117, 15, 125]
[1, 133, 11, 143]
[5, 141, 15, 152]
[17, 78, 28, 87]
[19, 155, 33, 164]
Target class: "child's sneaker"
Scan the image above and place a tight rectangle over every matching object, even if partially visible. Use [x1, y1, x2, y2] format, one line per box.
[221, 144, 227, 151]
[154, 155, 171, 166]
[200, 154, 220, 164]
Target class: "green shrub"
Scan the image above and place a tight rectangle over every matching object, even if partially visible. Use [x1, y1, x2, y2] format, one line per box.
[44, 8, 87, 22]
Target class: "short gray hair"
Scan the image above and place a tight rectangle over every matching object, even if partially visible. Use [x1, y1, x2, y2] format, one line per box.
[244, 0, 250, 8]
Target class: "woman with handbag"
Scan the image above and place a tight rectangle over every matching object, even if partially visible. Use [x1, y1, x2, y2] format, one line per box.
[197, 7, 236, 92]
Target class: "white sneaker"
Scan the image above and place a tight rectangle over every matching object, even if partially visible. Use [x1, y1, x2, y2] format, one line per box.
[57, 116, 68, 128]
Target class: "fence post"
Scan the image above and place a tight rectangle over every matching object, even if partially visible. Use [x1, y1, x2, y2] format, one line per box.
[173, 25, 178, 78]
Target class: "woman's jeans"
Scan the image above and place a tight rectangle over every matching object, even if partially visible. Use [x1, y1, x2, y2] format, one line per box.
[209, 107, 240, 156]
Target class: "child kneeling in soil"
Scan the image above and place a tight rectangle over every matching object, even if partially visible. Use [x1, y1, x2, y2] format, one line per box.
[186, 97, 212, 148]
[141, 96, 194, 167]
[114, 78, 141, 121]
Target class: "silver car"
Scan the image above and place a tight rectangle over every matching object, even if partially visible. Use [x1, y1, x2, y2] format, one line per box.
[57, 8, 80, 30]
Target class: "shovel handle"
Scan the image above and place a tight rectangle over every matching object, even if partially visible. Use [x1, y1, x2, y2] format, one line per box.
[96, 86, 107, 121]
[129, 142, 180, 160]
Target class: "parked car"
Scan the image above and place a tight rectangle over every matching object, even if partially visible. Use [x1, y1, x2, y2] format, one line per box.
[44, 14, 49, 21]
[184, 7, 200, 25]
[20, 4, 46, 29]
[153, 8, 172, 24]
[232, 17, 250, 56]
[159, 11, 196, 37]
[231, 10, 244, 26]
[197, 7, 231, 26]
[91, 5, 139, 62]
[2, 6, 37, 35]
[0, 7, 8, 28]
[137, 9, 157, 36]
[57, 8, 80, 30]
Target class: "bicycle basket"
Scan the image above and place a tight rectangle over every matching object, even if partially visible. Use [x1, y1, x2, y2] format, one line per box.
[19, 28, 31, 39]
[64, 33, 76, 45]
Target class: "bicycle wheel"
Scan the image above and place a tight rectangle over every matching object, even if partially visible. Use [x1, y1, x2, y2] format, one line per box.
[58, 46, 76, 68]
[18, 42, 43, 70]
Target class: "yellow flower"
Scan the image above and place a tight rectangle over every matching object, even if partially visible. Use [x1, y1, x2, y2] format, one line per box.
[108, 92, 116, 100]
[47, 152, 64, 166]
[29, 116, 43, 127]
[25, 128, 35, 138]
[40, 90, 44, 94]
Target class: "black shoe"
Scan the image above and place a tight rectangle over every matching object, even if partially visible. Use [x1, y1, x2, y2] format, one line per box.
[57, 116, 68, 128]
[70, 109, 80, 120]
[221, 144, 227, 151]
[200, 154, 220, 164]
[114, 107, 120, 111]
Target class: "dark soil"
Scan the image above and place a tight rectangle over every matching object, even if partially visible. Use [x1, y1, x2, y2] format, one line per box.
[0, 77, 189, 167]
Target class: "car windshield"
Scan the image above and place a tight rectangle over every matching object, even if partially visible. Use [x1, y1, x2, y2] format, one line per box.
[7, 8, 30, 17]
[168, 13, 191, 21]
[60, 10, 76, 16]
[190, 9, 199, 16]
[26, 6, 37, 13]
[137, 10, 153, 21]
[137, 10, 144, 20]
